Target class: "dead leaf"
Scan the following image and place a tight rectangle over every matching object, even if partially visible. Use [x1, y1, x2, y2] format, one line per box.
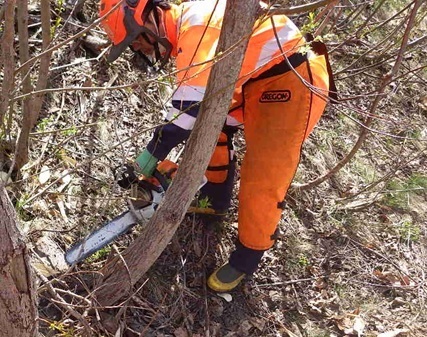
[377, 329, 409, 337]
[280, 325, 302, 337]
[39, 165, 51, 184]
[114, 325, 122, 337]
[249, 317, 266, 331]
[0, 171, 11, 183]
[217, 293, 232, 302]
[400, 275, 411, 286]
[418, 95, 427, 111]
[353, 316, 366, 336]
[193, 240, 202, 257]
[61, 154, 77, 167]
[173, 327, 189, 337]
[57, 199, 68, 222]
[237, 320, 252, 336]
[62, 171, 72, 184]
[334, 314, 353, 332]
[314, 277, 328, 290]
[373, 270, 412, 286]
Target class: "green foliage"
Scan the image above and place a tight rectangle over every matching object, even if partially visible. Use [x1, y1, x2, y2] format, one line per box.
[37, 115, 55, 132]
[86, 246, 112, 262]
[384, 174, 427, 209]
[61, 126, 78, 136]
[50, 16, 62, 37]
[407, 174, 427, 192]
[15, 193, 30, 215]
[49, 321, 76, 337]
[301, 12, 319, 36]
[198, 196, 212, 209]
[299, 12, 323, 55]
[398, 220, 421, 243]
[298, 253, 310, 267]
[51, 0, 65, 37]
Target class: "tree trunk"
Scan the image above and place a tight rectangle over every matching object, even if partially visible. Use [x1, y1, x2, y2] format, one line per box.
[94, 0, 260, 306]
[14, 0, 52, 172]
[0, 184, 38, 336]
[0, 0, 16, 128]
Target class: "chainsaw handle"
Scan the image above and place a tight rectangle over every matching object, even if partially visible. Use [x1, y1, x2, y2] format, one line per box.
[153, 169, 170, 191]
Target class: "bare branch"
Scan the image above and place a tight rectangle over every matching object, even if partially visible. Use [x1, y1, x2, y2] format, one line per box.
[14, 0, 124, 75]
[31, 0, 52, 122]
[264, 0, 338, 16]
[294, 0, 424, 191]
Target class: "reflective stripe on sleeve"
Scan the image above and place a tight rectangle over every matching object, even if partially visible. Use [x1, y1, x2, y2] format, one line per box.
[226, 115, 243, 127]
[173, 85, 206, 102]
[255, 20, 300, 69]
[166, 107, 196, 130]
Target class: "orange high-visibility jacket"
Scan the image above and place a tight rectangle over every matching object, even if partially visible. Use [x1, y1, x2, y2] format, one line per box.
[147, 0, 326, 157]
[166, 0, 305, 126]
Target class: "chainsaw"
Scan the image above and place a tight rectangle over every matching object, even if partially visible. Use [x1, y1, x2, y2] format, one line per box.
[65, 161, 209, 265]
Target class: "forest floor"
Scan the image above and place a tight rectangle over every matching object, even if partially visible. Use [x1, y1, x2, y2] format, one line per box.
[8, 1, 427, 336]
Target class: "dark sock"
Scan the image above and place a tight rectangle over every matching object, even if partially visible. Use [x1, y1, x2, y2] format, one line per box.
[229, 240, 266, 275]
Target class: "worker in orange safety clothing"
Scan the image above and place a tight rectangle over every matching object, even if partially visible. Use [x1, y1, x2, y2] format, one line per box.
[99, 0, 337, 292]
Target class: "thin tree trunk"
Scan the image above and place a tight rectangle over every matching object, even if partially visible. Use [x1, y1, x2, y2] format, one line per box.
[0, 0, 16, 130]
[14, 0, 34, 171]
[0, 184, 38, 336]
[94, 0, 260, 306]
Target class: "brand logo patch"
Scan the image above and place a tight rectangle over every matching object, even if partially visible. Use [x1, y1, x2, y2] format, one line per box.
[259, 90, 291, 103]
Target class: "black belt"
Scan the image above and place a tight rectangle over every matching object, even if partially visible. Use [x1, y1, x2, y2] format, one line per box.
[253, 52, 308, 81]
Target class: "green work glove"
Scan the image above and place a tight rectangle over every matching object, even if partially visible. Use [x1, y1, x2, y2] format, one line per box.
[135, 149, 158, 177]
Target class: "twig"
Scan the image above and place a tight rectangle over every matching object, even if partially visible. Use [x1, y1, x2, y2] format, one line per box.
[314, 0, 339, 36]
[50, 47, 109, 72]
[14, 0, 124, 75]
[338, 147, 426, 201]
[53, 288, 92, 305]
[328, 1, 413, 55]
[256, 276, 319, 288]
[263, 0, 339, 16]
[138, 294, 167, 337]
[203, 271, 210, 337]
[35, 268, 93, 335]
[353, 0, 387, 37]
[112, 244, 133, 289]
[294, 0, 424, 192]
[347, 238, 426, 292]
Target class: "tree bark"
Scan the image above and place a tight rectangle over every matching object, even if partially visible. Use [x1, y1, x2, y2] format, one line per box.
[94, 0, 260, 306]
[14, 0, 52, 172]
[0, 0, 16, 129]
[0, 184, 38, 336]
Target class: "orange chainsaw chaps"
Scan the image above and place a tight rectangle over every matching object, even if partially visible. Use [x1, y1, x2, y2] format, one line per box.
[205, 132, 230, 184]
[238, 59, 329, 250]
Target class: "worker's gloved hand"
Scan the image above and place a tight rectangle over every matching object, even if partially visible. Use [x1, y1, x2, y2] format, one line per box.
[135, 149, 159, 178]
[114, 150, 158, 189]
[114, 164, 138, 189]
